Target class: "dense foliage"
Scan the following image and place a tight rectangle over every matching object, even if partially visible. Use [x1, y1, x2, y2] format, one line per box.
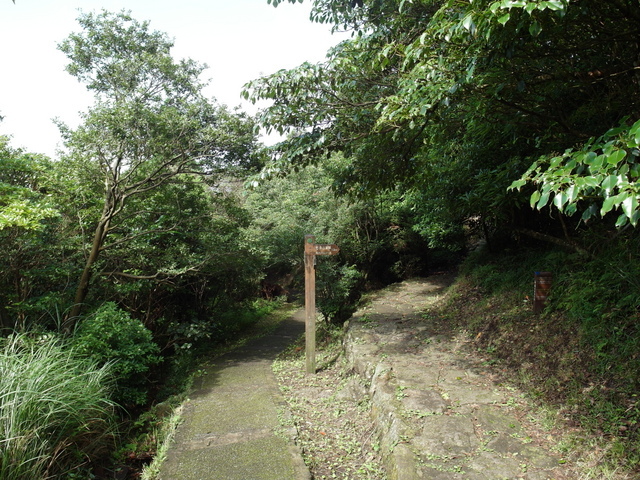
[243, 154, 444, 322]
[73, 302, 161, 406]
[0, 10, 272, 476]
[0, 333, 115, 479]
[1, 0, 640, 476]
[247, 0, 640, 247]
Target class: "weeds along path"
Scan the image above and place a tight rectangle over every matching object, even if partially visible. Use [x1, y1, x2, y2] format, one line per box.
[158, 310, 310, 480]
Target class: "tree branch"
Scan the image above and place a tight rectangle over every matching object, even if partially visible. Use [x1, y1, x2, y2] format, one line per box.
[515, 228, 590, 256]
[101, 222, 181, 251]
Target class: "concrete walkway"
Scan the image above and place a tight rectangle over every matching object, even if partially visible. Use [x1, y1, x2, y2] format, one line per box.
[158, 310, 310, 480]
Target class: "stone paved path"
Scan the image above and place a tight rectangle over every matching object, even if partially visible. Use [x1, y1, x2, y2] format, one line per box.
[344, 274, 572, 480]
[158, 310, 310, 480]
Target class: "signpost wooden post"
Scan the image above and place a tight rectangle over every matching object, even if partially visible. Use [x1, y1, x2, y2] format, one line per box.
[304, 235, 339, 374]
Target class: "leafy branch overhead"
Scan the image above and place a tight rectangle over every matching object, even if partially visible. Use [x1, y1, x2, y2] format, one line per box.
[511, 118, 640, 227]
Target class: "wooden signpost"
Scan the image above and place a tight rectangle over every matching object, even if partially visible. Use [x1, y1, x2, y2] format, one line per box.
[304, 235, 339, 374]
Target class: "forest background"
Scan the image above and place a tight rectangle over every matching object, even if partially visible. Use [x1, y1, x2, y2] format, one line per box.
[1, 0, 640, 478]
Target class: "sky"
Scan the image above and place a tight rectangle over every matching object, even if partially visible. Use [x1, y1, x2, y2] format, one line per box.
[0, 0, 346, 158]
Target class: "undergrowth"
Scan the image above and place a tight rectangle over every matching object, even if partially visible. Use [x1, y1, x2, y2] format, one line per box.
[273, 321, 386, 479]
[446, 240, 640, 476]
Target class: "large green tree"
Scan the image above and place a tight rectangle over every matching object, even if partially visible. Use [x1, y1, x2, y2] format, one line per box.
[59, 10, 261, 322]
[248, 0, 640, 246]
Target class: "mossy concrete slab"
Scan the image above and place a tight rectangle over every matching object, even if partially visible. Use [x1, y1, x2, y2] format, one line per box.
[175, 388, 281, 437]
[158, 311, 310, 480]
[160, 434, 300, 480]
[414, 414, 480, 456]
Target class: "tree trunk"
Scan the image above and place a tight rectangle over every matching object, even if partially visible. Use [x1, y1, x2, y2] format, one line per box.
[67, 216, 110, 325]
[515, 228, 590, 256]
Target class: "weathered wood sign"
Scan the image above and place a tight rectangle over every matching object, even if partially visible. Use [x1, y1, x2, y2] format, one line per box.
[311, 243, 340, 255]
[304, 235, 339, 374]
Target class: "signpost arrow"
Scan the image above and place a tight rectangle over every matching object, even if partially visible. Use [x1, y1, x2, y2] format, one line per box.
[314, 244, 340, 255]
[304, 235, 339, 374]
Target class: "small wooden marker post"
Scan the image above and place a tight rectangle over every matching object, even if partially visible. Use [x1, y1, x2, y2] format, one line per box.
[304, 235, 340, 374]
[533, 271, 552, 314]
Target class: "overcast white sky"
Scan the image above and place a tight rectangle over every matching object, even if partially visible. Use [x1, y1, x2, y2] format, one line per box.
[0, 0, 345, 158]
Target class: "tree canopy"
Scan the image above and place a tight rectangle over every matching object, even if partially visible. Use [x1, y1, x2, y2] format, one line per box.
[246, 0, 640, 241]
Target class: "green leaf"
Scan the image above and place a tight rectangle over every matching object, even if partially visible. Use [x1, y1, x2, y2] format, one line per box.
[581, 204, 598, 221]
[618, 164, 629, 176]
[607, 149, 627, 165]
[622, 194, 639, 219]
[529, 21, 542, 37]
[601, 175, 618, 193]
[545, 0, 565, 11]
[549, 156, 563, 168]
[616, 174, 629, 189]
[583, 152, 597, 165]
[553, 191, 568, 210]
[563, 158, 577, 174]
[625, 137, 639, 149]
[462, 15, 475, 33]
[615, 213, 629, 227]
[600, 195, 619, 215]
[581, 204, 599, 221]
[582, 176, 599, 187]
[509, 179, 526, 190]
[536, 190, 551, 210]
[604, 142, 618, 158]
[498, 13, 511, 25]
[530, 190, 541, 208]
[631, 118, 640, 145]
[590, 154, 606, 170]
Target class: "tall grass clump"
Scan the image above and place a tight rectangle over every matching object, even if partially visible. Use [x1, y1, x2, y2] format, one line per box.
[0, 332, 116, 479]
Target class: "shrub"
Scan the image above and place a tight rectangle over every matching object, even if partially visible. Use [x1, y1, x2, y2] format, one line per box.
[317, 263, 364, 324]
[73, 302, 161, 406]
[0, 333, 115, 479]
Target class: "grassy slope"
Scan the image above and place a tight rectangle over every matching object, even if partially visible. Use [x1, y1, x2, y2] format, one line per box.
[438, 245, 640, 477]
